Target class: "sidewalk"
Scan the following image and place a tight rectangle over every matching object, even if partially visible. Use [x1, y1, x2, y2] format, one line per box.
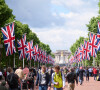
[74, 77, 100, 90]
[51, 77, 100, 90]
[1, 77, 100, 90]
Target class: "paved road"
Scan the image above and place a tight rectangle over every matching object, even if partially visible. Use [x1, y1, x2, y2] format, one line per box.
[1, 77, 100, 90]
[74, 77, 100, 90]
[51, 77, 100, 90]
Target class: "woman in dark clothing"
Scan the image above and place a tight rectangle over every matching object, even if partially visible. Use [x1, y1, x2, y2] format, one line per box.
[79, 67, 84, 85]
[3, 69, 7, 81]
[85, 68, 89, 81]
[27, 68, 35, 90]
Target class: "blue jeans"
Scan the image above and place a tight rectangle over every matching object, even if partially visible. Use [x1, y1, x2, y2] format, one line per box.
[54, 87, 63, 90]
[39, 85, 48, 90]
[94, 74, 97, 81]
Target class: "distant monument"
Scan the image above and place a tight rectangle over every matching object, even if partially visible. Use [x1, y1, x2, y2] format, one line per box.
[54, 50, 71, 66]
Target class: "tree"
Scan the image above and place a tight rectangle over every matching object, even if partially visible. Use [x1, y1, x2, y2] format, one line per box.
[0, 0, 15, 27]
[39, 42, 51, 55]
[70, 37, 85, 55]
[0, 0, 53, 68]
[86, 0, 100, 66]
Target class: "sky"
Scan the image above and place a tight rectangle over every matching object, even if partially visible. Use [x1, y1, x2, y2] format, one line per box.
[5, 0, 99, 52]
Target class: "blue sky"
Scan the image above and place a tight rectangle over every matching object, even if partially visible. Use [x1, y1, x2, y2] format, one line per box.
[5, 0, 99, 52]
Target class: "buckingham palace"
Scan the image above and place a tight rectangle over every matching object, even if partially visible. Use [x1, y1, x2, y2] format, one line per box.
[54, 50, 71, 66]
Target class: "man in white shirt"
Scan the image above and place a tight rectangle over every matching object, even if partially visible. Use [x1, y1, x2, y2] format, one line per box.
[88, 68, 93, 77]
[0, 70, 3, 80]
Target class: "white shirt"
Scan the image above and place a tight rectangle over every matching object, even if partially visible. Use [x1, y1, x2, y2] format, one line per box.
[0, 72, 3, 76]
[88, 68, 93, 72]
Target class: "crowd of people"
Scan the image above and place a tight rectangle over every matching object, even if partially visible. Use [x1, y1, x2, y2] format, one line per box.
[0, 65, 100, 90]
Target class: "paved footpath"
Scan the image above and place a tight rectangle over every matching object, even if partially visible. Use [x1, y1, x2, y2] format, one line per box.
[74, 77, 100, 90]
[1, 77, 99, 90]
[51, 77, 100, 90]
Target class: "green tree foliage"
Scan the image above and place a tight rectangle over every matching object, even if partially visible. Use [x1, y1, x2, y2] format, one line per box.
[86, 17, 100, 33]
[70, 1, 100, 67]
[86, 1, 100, 66]
[0, 0, 15, 27]
[70, 37, 85, 55]
[39, 42, 51, 55]
[0, 0, 53, 68]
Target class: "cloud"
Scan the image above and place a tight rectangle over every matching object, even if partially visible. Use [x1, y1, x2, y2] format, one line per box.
[5, 0, 65, 28]
[60, 11, 98, 30]
[31, 27, 88, 51]
[51, 0, 98, 12]
[5, 0, 99, 52]
[51, 0, 84, 7]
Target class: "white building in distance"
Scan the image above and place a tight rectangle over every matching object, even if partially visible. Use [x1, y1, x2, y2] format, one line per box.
[54, 50, 71, 66]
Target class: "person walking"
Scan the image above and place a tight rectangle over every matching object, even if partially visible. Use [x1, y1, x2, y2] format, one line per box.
[93, 68, 97, 81]
[3, 69, 7, 81]
[52, 65, 65, 90]
[0, 70, 3, 80]
[85, 68, 89, 81]
[26, 68, 35, 90]
[15, 67, 24, 90]
[66, 68, 78, 90]
[36, 65, 51, 90]
[15, 67, 24, 80]
[79, 67, 84, 85]
[7, 67, 20, 90]
[88, 67, 93, 77]
[75, 67, 79, 79]
[0, 81, 8, 90]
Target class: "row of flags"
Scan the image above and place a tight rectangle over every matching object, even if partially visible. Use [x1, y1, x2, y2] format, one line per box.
[69, 21, 100, 64]
[1, 22, 54, 64]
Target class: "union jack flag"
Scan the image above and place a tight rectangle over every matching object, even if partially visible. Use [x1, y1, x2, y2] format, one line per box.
[26, 40, 34, 60]
[44, 51, 47, 63]
[84, 40, 90, 60]
[74, 50, 79, 63]
[69, 55, 74, 64]
[97, 21, 100, 51]
[51, 57, 54, 65]
[33, 45, 39, 61]
[47, 55, 50, 64]
[78, 47, 82, 62]
[49, 55, 52, 64]
[80, 45, 84, 60]
[89, 33, 98, 57]
[41, 50, 45, 63]
[38, 48, 42, 62]
[17, 34, 27, 60]
[1, 22, 16, 56]
[97, 21, 100, 34]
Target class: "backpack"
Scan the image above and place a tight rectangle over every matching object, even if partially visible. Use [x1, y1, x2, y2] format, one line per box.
[7, 73, 18, 88]
[53, 72, 63, 88]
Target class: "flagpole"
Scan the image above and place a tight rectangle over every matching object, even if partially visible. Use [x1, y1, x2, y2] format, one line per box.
[40, 61, 41, 67]
[85, 60, 86, 67]
[30, 60, 31, 67]
[38, 61, 39, 68]
[9, 56, 10, 67]
[23, 58, 24, 68]
[93, 57, 95, 66]
[34, 60, 35, 67]
[14, 53, 15, 68]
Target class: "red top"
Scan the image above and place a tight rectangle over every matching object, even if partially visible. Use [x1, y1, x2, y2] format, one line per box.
[93, 69, 97, 74]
